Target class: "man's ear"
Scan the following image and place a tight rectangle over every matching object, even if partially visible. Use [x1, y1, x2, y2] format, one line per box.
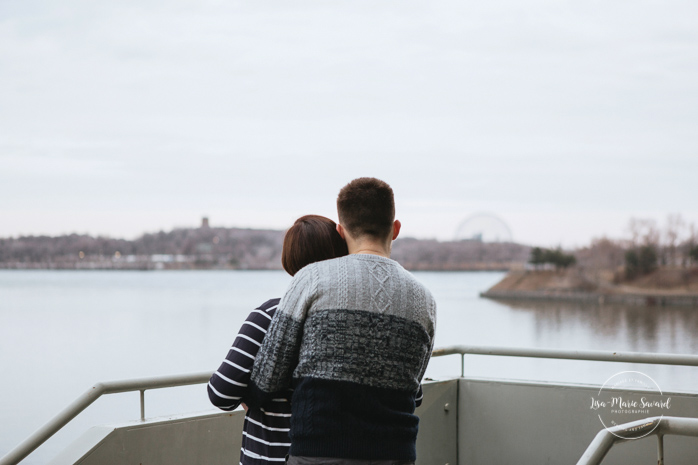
[392, 220, 401, 240]
[336, 223, 346, 240]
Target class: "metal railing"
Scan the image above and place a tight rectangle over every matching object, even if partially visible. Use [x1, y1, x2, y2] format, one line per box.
[576, 416, 698, 465]
[432, 345, 698, 378]
[0, 372, 212, 465]
[4, 345, 698, 465]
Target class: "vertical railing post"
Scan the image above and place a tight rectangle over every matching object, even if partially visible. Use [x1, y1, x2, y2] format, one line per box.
[460, 353, 464, 378]
[657, 434, 664, 465]
[140, 390, 145, 421]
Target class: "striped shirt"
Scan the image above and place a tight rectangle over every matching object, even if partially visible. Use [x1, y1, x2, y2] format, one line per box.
[208, 298, 292, 465]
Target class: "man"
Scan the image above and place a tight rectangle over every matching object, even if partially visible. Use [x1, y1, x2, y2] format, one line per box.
[249, 177, 436, 464]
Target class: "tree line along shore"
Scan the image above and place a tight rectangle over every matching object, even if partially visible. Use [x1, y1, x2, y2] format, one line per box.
[0, 221, 529, 272]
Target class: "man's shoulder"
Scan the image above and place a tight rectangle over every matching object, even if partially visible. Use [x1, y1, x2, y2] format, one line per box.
[311, 254, 428, 286]
[308, 254, 400, 279]
[317, 254, 435, 304]
[322, 253, 402, 270]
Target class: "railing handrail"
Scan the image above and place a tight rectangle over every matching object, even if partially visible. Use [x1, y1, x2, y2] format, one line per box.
[433, 345, 698, 377]
[576, 416, 698, 465]
[0, 372, 212, 465]
[4, 346, 698, 465]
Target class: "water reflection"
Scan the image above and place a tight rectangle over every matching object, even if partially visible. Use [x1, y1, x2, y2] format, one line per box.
[489, 298, 698, 355]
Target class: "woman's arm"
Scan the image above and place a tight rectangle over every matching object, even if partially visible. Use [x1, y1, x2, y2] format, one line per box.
[248, 268, 315, 407]
[207, 299, 279, 410]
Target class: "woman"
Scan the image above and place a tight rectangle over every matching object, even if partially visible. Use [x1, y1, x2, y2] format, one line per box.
[207, 215, 349, 465]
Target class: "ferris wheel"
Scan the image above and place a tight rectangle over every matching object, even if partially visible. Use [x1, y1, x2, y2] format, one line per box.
[454, 213, 513, 243]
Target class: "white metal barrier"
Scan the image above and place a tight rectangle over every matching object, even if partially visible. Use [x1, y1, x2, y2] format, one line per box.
[577, 416, 698, 465]
[0, 372, 211, 465]
[4, 346, 698, 465]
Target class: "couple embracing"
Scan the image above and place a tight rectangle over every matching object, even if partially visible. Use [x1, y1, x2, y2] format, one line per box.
[209, 177, 437, 465]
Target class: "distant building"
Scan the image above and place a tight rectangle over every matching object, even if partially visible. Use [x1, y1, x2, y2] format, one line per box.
[201, 217, 210, 229]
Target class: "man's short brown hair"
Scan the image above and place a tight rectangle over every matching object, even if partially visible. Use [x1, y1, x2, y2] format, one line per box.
[336, 177, 395, 241]
[282, 215, 349, 276]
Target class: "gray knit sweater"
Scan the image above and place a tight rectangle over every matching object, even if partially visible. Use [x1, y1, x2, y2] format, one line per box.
[249, 253, 436, 461]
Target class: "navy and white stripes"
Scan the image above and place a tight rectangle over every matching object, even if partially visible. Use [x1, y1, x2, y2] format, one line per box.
[208, 298, 291, 465]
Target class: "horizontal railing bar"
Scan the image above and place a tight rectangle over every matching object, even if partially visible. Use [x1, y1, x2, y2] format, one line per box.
[577, 416, 698, 465]
[4, 347, 698, 465]
[0, 372, 213, 465]
[432, 345, 698, 367]
[98, 371, 213, 395]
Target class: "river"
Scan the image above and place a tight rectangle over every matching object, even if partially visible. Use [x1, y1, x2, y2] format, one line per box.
[1, 270, 697, 463]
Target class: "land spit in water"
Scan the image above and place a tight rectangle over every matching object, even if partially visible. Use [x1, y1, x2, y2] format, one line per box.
[482, 268, 698, 307]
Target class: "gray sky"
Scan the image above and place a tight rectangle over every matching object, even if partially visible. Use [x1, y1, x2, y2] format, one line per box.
[1, 0, 697, 247]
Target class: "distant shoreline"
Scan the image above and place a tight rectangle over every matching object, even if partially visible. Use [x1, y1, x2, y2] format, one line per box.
[0, 225, 531, 272]
[0, 263, 512, 272]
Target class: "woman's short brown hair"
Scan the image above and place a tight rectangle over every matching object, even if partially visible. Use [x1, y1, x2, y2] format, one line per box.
[281, 215, 349, 276]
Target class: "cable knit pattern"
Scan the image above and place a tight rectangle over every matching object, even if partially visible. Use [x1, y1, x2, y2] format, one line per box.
[249, 254, 436, 461]
[368, 260, 392, 313]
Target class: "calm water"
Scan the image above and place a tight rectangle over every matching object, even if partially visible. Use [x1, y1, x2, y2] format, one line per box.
[1, 270, 698, 463]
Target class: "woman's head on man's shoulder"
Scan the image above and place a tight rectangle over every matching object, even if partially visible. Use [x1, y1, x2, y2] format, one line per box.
[282, 215, 348, 276]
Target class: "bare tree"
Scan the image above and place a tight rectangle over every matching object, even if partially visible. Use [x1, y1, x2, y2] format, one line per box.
[664, 214, 685, 266]
[683, 222, 698, 267]
[626, 218, 660, 248]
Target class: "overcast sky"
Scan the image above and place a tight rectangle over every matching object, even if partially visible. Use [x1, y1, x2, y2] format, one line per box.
[1, 0, 697, 247]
